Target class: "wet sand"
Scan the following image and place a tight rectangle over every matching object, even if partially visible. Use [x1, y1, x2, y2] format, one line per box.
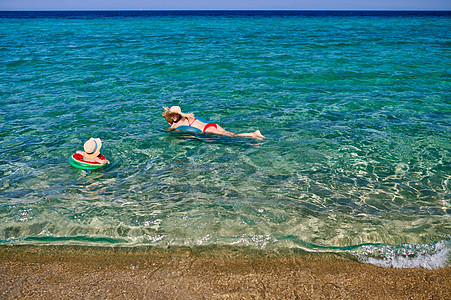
[0, 245, 449, 299]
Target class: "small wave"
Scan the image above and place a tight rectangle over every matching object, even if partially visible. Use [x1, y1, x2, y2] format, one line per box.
[349, 240, 450, 270]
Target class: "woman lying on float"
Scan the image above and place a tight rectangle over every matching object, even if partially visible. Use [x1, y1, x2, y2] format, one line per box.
[162, 106, 265, 140]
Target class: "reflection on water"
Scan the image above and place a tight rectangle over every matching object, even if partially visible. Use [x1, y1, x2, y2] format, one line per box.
[0, 12, 449, 268]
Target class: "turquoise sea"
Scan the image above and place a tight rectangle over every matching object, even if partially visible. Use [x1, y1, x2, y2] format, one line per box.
[0, 11, 450, 269]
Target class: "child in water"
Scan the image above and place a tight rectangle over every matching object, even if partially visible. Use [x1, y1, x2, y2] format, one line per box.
[76, 138, 110, 164]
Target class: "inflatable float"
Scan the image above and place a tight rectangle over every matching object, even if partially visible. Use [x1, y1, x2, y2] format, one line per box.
[173, 117, 210, 133]
[69, 153, 108, 170]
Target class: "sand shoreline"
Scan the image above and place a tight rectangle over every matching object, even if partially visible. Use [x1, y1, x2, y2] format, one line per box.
[1, 245, 449, 299]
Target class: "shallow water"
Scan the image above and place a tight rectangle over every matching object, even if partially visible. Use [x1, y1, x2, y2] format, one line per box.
[0, 11, 450, 269]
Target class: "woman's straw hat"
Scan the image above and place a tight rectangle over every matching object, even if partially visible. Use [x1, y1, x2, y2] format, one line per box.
[84, 138, 102, 158]
[162, 106, 194, 124]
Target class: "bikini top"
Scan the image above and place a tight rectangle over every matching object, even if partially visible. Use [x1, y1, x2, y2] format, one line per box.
[188, 118, 197, 126]
[173, 117, 209, 133]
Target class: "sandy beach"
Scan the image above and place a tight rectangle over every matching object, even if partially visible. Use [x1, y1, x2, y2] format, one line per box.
[0, 245, 449, 299]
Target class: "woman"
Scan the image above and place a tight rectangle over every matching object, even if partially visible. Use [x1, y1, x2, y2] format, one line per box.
[162, 106, 265, 140]
[76, 138, 110, 164]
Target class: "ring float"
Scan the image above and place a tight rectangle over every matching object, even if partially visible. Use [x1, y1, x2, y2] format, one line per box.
[69, 153, 108, 170]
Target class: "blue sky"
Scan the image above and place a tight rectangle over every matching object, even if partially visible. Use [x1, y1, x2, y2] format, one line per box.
[0, 0, 450, 11]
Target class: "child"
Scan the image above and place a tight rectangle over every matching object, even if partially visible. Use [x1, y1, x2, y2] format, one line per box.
[76, 138, 110, 164]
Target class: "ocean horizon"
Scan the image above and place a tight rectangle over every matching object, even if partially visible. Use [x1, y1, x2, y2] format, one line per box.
[0, 10, 449, 269]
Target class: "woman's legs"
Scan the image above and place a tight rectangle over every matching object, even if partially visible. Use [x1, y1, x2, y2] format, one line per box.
[236, 130, 265, 140]
[204, 124, 235, 137]
[204, 125, 265, 140]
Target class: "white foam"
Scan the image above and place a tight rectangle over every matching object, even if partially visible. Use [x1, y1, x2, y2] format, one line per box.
[351, 240, 450, 270]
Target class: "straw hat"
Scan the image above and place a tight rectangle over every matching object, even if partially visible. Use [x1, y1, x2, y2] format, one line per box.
[84, 138, 102, 158]
[162, 106, 194, 124]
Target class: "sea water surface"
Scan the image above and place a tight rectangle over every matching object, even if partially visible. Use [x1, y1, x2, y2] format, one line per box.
[0, 11, 450, 269]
